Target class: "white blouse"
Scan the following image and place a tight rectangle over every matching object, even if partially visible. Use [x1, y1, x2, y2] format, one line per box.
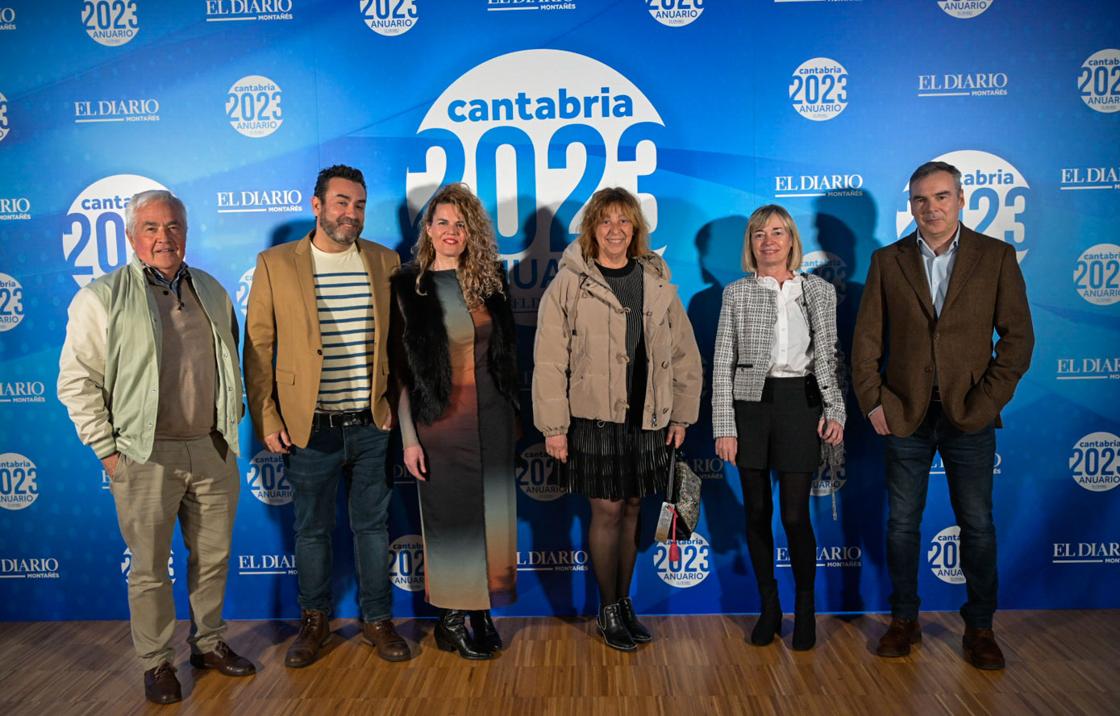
[757, 275, 813, 378]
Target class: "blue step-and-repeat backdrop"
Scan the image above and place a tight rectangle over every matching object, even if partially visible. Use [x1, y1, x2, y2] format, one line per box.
[1, 1, 1118, 621]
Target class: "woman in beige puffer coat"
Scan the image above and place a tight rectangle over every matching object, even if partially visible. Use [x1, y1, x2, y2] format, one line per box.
[532, 187, 702, 651]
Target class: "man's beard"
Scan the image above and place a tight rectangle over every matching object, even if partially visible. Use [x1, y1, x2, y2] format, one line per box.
[320, 216, 361, 247]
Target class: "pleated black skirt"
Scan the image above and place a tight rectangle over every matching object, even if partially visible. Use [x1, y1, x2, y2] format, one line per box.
[555, 417, 670, 500]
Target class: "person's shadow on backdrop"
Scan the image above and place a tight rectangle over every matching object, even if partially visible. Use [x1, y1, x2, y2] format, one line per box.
[686, 215, 753, 614]
[808, 189, 887, 614]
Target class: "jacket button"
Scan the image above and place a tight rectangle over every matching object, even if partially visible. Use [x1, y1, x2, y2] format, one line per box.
[661, 360, 669, 368]
[317, 349, 323, 356]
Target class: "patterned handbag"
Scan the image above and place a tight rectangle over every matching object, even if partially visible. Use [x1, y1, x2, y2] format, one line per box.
[654, 449, 702, 560]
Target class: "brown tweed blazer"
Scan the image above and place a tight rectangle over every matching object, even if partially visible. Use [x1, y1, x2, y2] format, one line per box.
[851, 226, 1034, 437]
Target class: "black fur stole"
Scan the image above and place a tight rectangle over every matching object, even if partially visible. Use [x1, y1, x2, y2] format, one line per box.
[389, 263, 519, 425]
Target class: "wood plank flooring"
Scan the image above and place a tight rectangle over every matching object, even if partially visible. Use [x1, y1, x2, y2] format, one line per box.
[1, 610, 1117, 715]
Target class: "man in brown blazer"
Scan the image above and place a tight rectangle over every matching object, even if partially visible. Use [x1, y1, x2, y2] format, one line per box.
[244, 165, 410, 666]
[852, 161, 1034, 670]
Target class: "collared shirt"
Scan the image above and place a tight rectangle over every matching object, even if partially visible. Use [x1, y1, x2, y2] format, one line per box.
[916, 227, 960, 317]
[143, 262, 191, 300]
[756, 274, 813, 378]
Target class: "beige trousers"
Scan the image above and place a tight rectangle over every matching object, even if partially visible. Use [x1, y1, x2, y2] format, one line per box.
[109, 434, 239, 670]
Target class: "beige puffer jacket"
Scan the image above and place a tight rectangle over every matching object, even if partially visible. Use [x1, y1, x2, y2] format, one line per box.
[532, 241, 702, 437]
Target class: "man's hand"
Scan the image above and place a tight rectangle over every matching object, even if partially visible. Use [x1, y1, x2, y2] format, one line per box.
[265, 429, 293, 454]
[403, 445, 427, 481]
[545, 434, 568, 463]
[715, 437, 738, 463]
[101, 453, 120, 479]
[868, 406, 891, 436]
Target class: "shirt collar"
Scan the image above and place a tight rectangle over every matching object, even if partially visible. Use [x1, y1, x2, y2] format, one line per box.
[143, 262, 191, 295]
[916, 226, 961, 258]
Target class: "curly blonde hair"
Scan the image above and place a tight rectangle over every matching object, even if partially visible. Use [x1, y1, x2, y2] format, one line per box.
[576, 187, 651, 262]
[414, 183, 504, 308]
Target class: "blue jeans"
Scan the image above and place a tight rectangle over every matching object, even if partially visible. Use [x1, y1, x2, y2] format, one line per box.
[884, 402, 997, 628]
[284, 423, 392, 623]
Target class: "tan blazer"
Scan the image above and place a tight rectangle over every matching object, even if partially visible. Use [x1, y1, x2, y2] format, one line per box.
[244, 233, 400, 448]
[852, 226, 1034, 437]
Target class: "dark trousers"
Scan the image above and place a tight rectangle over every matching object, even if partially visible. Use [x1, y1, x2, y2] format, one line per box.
[884, 402, 997, 628]
[284, 423, 393, 623]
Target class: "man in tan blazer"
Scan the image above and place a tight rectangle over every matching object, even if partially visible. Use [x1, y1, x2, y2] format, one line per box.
[852, 161, 1033, 670]
[244, 165, 410, 666]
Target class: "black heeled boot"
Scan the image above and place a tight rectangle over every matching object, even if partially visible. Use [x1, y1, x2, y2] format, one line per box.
[469, 610, 502, 653]
[435, 609, 491, 660]
[597, 602, 637, 652]
[792, 590, 816, 651]
[617, 597, 652, 643]
[750, 583, 782, 646]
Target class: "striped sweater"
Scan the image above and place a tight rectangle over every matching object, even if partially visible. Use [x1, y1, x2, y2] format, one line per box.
[310, 243, 373, 411]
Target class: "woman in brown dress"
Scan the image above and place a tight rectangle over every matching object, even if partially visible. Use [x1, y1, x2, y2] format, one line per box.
[390, 184, 519, 660]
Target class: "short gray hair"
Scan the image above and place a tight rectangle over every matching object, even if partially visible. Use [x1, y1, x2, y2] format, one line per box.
[909, 161, 962, 194]
[125, 190, 187, 237]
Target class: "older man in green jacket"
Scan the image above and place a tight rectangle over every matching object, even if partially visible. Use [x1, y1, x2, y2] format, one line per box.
[58, 190, 254, 705]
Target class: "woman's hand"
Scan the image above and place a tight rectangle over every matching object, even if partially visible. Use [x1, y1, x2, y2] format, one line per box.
[665, 424, 686, 449]
[715, 437, 738, 463]
[545, 434, 568, 463]
[403, 444, 428, 481]
[818, 417, 844, 446]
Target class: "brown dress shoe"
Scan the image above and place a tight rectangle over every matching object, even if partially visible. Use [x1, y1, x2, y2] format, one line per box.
[190, 640, 257, 676]
[285, 609, 331, 668]
[363, 619, 412, 662]
[144, 662, 182, 705]
[963, 627, 1006, 670]
[876, 618, 921, 657]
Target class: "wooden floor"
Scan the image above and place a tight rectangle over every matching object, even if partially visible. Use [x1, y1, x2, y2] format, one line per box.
[1, 611, 1117, 715]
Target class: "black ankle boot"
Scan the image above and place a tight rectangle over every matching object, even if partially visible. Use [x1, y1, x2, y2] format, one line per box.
[792, 590, 816, 651]
[597, 602, 637, 652]
[435, 609, 491, 660]
[750, 584, 782, 646]
[469, 610, 502, 652]
[617, 597, 652, 643]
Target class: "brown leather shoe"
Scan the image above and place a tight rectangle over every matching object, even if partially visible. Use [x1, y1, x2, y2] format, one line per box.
[144, 662, 182, 705]
[876, 618, 921, 657]
[963, 627, 1006, 670]
[190, 640, 256, 676]
[285, 609, 331, 668]
[363, 619, 412, 662]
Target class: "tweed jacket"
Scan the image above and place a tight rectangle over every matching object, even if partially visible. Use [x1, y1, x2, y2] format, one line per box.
[711, 273, 846, 439]
[851, 226, 1034, 437]
[532, 241, 702, 437]
[244, 233, 400, 448]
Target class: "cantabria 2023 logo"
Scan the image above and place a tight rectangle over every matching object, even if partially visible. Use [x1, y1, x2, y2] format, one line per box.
[406, 49, 665, 325]
[82, 0, 138, 46]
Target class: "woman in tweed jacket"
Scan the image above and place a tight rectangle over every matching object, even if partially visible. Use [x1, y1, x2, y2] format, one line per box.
[711, 204, 845, 651]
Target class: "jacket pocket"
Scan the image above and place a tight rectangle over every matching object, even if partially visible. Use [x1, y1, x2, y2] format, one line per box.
[275, 369, 295, 385]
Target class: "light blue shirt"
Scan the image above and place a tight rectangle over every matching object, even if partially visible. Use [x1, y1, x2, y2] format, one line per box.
[916, 227, 960, 317]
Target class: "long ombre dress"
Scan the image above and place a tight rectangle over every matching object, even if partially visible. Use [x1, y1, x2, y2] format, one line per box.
[398, 270, 517, 610]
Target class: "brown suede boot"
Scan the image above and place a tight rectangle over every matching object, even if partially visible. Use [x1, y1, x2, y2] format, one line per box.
[285, 609, 330, 668]
[876, 618, 921, 657]
[363, 619, 412, 662]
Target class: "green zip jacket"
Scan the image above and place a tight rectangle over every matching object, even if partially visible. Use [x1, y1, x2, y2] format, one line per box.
[58, 256, 243, 463]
